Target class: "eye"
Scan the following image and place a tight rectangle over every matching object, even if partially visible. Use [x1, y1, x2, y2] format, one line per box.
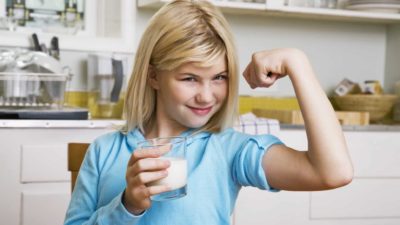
[214, 74, 228, 81]
[182, 76, 197, 82]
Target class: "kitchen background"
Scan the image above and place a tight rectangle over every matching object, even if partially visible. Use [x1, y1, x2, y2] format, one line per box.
[2, 0, 400, 119]
[0, 0, 399, 225]
[2, 0, 400, 101]
[43, 2, 400, 97]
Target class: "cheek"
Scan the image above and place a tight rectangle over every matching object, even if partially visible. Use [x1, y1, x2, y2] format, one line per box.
[216, 84, 228, 100]
[167, 84, 193, 103]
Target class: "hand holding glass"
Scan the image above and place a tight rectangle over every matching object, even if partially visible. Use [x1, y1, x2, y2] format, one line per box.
[137, 137, 187, 201]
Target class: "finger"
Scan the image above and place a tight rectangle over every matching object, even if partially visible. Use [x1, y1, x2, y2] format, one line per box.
[131, 184, 171, 201]
[134, 158, 170, 172]
[242, 63, 251, 81]
[128, 146, 170, 166]
[126, 158, 170, 182]
[243, 63, 256, 89]
[251, 60, 273, 86]
[128, 148, 160, 167]
[248, 62, 259, 89]
[255, 72, 274, 88]
[131, 170, 169, 186]
[262, 73, 280, 87]
[147, 185, 172, 196]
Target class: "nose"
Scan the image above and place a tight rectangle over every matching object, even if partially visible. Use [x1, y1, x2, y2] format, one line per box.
[195, 83, 213, 104]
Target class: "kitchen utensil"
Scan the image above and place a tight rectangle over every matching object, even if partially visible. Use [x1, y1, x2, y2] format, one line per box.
[50, 36, 60, 60]
[87, 53, 128, 118]
[0, 49, 71, 108]
[16, 51, 65, 73]
[31, 33, 42, 51]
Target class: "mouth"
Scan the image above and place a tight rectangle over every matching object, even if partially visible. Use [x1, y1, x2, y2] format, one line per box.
[188, 106, 213, 116]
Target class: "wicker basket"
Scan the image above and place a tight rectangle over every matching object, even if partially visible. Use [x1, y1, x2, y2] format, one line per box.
[333, 94, 398, 122]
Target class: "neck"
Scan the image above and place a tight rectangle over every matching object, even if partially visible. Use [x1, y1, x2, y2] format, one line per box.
[144, 116, 187, 139]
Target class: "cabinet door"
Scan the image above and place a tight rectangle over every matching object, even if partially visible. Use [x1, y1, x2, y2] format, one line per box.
[311, 179, 400, 219]
[0, 126, 117, 225]
[235, 187, 310, 225]
[234, 130, 400, 225]
[21, 144, 69, 183]
[345, 131, 400, 177]
[0, 0, 135, 52]
[21, 186, 70, 225]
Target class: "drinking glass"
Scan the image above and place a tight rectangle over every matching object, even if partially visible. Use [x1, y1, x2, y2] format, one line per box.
[137, 136, 187, 201]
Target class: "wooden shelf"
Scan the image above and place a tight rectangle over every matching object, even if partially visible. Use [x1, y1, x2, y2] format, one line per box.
[0, 30, 135, 53]
[137, 0, 400, 24]
[273, 6, 400, 23]
[138, 0, 266, 14]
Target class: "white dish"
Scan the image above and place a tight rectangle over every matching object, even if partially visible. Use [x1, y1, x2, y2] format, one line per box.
[348, 0, 400, 5]
[346, 3, 400, 13]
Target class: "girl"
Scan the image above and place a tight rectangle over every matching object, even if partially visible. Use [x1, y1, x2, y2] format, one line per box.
[64, 0, 353, 224]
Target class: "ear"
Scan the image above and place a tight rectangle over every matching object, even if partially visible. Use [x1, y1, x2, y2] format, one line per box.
[148, 65, 160, 90]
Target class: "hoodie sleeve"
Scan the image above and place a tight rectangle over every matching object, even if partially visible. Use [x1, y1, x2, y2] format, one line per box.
[232, 134, 284, 191]
[64, 141, 145, 225]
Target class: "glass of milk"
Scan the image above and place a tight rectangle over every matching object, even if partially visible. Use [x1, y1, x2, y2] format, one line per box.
[137, 136, 187, 201]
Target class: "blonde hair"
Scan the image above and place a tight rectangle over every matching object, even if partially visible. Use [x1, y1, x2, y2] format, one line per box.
[123, 0, 238, 134]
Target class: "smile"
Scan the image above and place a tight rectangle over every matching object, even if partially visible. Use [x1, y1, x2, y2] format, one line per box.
[188, 106, 213, 116]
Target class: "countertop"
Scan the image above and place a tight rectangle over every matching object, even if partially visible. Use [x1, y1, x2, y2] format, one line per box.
[0, 119, 125, 128]
[1, 119, 400, 132]
[281, 124, 400, 132]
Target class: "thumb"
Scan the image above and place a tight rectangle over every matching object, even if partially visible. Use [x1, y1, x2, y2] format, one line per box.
[261, 72, 280, 88]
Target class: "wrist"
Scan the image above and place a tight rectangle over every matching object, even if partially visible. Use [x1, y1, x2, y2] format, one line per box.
[287, 55, 313, 80]
[122, 190, 145, 216]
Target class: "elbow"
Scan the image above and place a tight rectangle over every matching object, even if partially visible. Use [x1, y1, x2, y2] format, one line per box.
[322, 167, 354, 189]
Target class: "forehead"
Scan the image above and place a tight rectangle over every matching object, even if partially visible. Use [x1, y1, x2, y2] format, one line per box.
[177, 54, 227, 75]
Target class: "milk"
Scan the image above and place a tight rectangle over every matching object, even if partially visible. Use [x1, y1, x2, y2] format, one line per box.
[149, 157, 187, 190]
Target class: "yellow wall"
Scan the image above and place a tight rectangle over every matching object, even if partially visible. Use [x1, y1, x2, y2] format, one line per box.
[238, 96, 300, 114]
[66, 92, 300, 117]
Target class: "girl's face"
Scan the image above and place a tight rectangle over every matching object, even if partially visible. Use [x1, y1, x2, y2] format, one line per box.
[150, 54, 228, 131]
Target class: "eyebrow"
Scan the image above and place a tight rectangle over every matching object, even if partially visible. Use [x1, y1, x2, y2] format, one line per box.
[179, 71, 228, 77]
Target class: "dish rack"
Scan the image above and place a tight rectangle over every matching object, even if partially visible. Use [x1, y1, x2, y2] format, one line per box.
[0, 72, 71, 108]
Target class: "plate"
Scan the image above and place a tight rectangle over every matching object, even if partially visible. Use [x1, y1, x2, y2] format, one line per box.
[348, 0, 400, 5]
[346, 3, 400, 13]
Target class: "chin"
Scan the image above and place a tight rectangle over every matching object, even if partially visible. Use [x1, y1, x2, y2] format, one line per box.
[186, 122, 207, 129]
[182, 119, 209, 129]
[177, 111, 215, 129]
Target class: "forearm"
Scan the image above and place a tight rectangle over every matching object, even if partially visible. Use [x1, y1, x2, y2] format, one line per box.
[65, 191, 143, 225]
[289, 53, 353, 186]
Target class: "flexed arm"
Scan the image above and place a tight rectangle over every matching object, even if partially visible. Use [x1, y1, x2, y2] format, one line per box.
[243, 48, 353, 191]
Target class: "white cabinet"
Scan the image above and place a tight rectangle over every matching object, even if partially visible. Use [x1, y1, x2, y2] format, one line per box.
[1, 121, 399, 225]
[21, 188, 71, 225]
[235, 129, 400, 225]
[310, 179, 400, 219]
[0, 0, 135, 53]
[137, 0, 400, 23]
[0, 120, 122, 225]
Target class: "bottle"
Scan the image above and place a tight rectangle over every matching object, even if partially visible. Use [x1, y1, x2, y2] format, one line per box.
[11, 0, 26, 26]
[327, 0, 337, 9]
[363, 80, 383, 95]
[65, 0, 77, 28]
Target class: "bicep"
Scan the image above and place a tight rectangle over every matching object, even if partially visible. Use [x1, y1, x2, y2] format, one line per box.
[262, 144, 326, 191]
